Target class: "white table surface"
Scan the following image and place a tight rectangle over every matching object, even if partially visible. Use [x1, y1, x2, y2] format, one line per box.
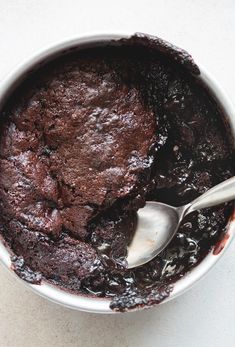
[0, 1, 235, 346]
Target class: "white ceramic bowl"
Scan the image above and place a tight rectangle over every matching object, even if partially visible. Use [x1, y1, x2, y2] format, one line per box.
[0, 34, 235, 314]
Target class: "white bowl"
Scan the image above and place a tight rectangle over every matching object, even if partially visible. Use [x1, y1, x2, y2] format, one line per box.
[0, 33, 234, 314]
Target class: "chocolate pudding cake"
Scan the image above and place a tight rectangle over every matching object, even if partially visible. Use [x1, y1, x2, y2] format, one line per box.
[0, 35, 234, 311]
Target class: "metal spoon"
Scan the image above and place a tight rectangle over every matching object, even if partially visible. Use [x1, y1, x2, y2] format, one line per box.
[126, 176, 235, 269]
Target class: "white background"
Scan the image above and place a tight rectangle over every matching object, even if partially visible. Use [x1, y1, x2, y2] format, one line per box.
[0, 1, 235, 346]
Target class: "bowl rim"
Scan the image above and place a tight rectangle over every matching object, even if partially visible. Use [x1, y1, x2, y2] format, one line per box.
[0, 33, 235, 314]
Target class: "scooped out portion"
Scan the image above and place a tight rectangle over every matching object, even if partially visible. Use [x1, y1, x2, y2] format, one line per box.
[0, 35, 234, 311]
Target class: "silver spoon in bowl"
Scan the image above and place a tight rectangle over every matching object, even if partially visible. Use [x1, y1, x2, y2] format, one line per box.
[126, 176, 235, 269]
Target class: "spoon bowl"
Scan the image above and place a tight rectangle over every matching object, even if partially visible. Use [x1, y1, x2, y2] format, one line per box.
[127, 202, 182, 268]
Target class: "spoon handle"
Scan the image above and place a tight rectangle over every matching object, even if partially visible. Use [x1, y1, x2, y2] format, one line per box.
[187, 176, 235, 213]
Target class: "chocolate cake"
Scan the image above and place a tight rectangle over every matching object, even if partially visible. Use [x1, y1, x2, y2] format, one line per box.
[0, 34, 234, 311]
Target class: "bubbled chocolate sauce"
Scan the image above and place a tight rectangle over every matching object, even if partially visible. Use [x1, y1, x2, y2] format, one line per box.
[0, 34, 234, 311]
